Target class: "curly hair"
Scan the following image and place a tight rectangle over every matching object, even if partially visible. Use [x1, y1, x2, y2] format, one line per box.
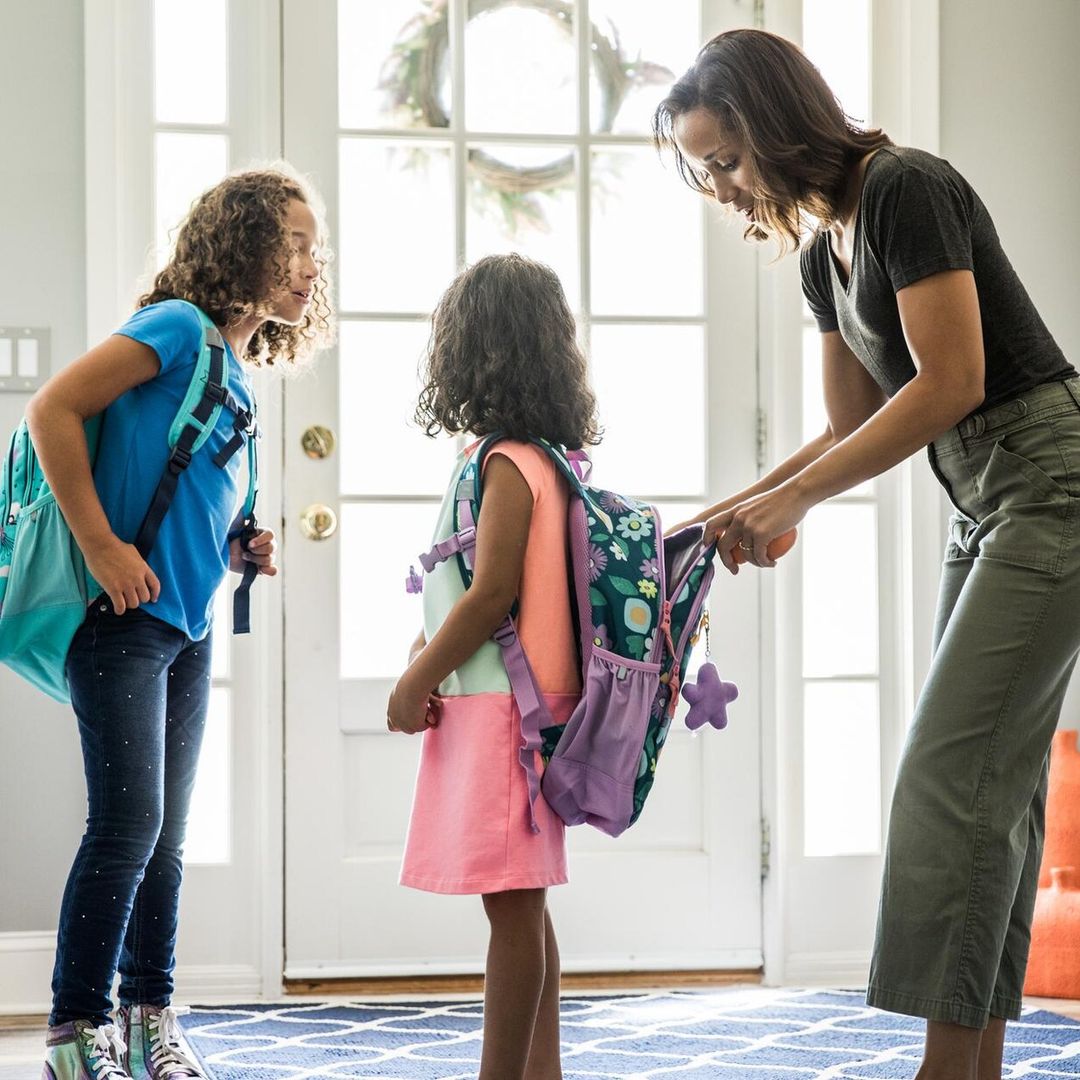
[416, 254, 601, 449]
[653, 29, 892, 254]
[138, 164, 335, 367]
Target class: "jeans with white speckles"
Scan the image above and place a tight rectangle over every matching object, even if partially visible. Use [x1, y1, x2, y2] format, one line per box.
[49, 604, 212, 1027]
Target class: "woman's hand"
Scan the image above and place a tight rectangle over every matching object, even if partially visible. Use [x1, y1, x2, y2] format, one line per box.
[230, 529, 278, 576]
[84, 535, 161, 614]
[705, 481, 813, 574]
[386, 671, 440, 735]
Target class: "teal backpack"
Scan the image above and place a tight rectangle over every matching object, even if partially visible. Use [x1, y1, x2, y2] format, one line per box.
[0, 302, 260, 703]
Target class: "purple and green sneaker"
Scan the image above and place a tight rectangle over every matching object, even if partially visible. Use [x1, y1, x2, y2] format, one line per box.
[42, 1020, 130, 1079]
[117, 1005, 206, 1079]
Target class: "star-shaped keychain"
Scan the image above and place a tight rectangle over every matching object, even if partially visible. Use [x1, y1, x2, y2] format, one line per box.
[683, 663, 738, 731]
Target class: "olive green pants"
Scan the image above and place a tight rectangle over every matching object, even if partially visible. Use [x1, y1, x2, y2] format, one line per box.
[868, 377, 1080, 1028]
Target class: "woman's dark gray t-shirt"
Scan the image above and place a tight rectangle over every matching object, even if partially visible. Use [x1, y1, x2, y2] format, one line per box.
[800, 146, 1072, 409]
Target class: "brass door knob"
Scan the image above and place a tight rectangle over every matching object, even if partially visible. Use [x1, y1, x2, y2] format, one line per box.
[301, 425, 336, 460]
[300, 503, 338, 541]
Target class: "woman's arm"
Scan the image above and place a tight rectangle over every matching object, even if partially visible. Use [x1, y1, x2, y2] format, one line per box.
[682, 329, 886, 527]
[387, 453, 534, 733]
[25, 334, 163, 612]
[708, 269, 985, 570]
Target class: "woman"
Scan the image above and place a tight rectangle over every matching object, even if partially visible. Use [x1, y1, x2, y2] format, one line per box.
[655, 29, 1077, 1080]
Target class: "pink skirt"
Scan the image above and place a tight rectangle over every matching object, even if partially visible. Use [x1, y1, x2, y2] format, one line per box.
[400, 692, 580, 894]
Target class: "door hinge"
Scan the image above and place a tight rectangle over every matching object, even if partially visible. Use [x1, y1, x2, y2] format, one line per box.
[755, 408, 768, 471]
[760, 817, 772, 881]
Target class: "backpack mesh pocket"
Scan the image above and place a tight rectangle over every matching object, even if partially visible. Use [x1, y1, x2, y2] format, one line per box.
[541, 647, 661, 837]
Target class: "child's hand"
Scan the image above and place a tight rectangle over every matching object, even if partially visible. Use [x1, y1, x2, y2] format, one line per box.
[387, 674, 440, 735]
[230, 529, 278, 577]
[85, 535, 161, 614]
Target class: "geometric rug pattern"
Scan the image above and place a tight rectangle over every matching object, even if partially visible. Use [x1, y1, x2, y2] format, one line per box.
[181, 988, 1080, 1079]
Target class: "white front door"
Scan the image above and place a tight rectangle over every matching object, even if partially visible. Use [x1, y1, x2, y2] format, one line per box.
[281, 0, 765, 980]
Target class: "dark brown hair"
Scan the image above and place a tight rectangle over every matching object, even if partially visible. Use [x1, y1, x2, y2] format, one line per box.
[138, 165, 335, 367]
[416, 254, 601, 449]
[653, 29, 892, 253]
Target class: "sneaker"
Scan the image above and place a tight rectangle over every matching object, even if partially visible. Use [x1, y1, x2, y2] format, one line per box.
[42, 1020, 130, 1079]
[117, 1005, 206, 1079]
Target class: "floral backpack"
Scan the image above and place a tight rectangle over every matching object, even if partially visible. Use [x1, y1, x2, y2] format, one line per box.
[409, 435, 736, 837]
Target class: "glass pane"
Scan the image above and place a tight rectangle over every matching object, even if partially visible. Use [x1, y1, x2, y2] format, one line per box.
[341, 503, 441, 678]
[465, 0, 576, 134]
[466, 144, 579, 308]
[339, 0, 451, 130]
[590, 325, 705, 496]
[339, 139, 454, 313]
[592, 148, 703, 316]
[339, 321, 458, 496]
[803, 503, 879, 677]
[155, 133, 228, 268]
[589, 0, 698, 134]
[184, 687, 230, 864]
[154, 0, 227, 124]
[802, 324, 826, 443]
[804, 680, 881, 856]
[802, 323, 874, 496]
[210, 581, 231, 680]
[803, 0, 871, 124]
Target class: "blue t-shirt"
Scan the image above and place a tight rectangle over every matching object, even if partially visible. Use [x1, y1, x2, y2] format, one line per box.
[94, 299, 255, 640]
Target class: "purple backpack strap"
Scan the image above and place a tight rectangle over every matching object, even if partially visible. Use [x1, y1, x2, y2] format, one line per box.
[493, 618, 551, 835]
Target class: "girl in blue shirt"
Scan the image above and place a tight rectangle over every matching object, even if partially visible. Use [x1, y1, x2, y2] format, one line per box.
[28, 167, 334, 1080]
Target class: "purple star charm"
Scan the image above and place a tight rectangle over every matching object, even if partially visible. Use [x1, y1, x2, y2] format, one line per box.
[682, 663, 738, 731]
[406, 565, 424, 595]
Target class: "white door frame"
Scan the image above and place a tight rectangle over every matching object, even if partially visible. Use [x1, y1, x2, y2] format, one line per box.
[66, 0, 947, 1004]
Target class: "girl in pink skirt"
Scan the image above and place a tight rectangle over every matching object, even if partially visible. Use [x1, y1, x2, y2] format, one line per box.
[388, 253, 601, 1080]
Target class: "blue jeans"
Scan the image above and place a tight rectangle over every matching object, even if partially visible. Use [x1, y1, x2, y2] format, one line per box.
[50, 604, 212, 1027]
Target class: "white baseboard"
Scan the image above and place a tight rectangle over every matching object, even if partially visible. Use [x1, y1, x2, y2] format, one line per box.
[775, 950, 871, 989]
[285, 948, 764, 982]
[0, 932, 262, 1015]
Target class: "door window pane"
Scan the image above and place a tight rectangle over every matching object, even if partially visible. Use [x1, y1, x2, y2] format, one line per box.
[155, 133, 229, 267]
[591, 148, 703, 316]
[154, 0, 227, 124]
[465, 0, 576, 134]
[804, 681, 881, 856]
[339, 139, 454, 313]
[803, 503, 879, 677]
[339, 321, 458, 497]
[341, 503, 441, 679]
[589, 0, 698, 134]
[803, 0, 871, 124]
[590, 325, 705, 496]
[184, 688, 231, 865]
[339, 0, 451, 130]
[466, 144, 579, 308]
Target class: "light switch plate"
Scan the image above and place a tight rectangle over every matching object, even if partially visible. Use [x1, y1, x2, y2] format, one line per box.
[0, 328, 50, 392]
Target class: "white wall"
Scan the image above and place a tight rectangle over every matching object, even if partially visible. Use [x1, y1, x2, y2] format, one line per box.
[0, 2, 89, 932]
[940, 0, 1080, 726]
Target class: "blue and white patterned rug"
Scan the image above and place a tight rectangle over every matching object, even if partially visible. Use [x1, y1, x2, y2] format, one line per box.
[181, 988, 1080, 1079]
